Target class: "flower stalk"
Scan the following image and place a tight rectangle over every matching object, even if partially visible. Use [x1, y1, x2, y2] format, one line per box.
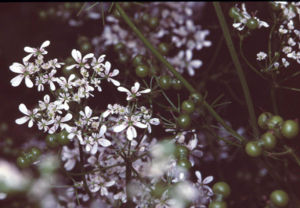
[213, 2, 259, 137]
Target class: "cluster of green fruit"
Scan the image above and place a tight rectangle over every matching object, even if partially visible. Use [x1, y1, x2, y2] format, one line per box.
[245, 113, 299, 157]
[45, 130, 70, 148]
[177, 93, 203, 130]
[175, 145, 191, 170]
[16, 147, 41, 168]
[209, 181, 231, 208]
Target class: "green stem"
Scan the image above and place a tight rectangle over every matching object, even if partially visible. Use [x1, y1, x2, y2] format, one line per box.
[78, 145, 92, 198]
[239, 37, 266, 80]
[213, 2, 259, 137]
[115, 3, 244, 143]
[270, 84, 279, 115]
[284, 145, 300, 167]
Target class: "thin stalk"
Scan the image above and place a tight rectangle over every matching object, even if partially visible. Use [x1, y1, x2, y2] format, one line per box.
[213, 2, 259, 137]
[78, 145, 92, 198]
[284, 145, 300, 167]
[278, 85, 300, 93]
[239, 38, 266, 80]
[115, 3, 244, 143]
[270, 85, 279, 114]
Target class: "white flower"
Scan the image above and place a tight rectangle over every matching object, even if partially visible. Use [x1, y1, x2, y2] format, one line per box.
[15, 103, 39, 128]
[117, 82, 151, 101]
[66, 49, 94, 70]
[23, 40, 50, 62]
[61, 145, 79, 171]
[56, 74, 76, 91]
[192, 30, 212, 50]
[9, 61, 34, 88]
[48, 113, 73, 134]
[195, 171, 214, 195]
[79, 106, 98, 126]
[87, 174, 115, 195]
[143, 115, 160, 133]
[99, 61, 120, 86]
[185, 50, 203, 76]
[113, 115, 147, 140]
[256, 52, 267, 61]
[43, 69, 57, 91]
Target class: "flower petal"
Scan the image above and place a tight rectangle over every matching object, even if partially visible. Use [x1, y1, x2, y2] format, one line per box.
[24, 46, 35, 53]
[61, 113, 73, 122]
[10, 75, 24, 87]
[83, 53, 94, 62]
[117, 86, 130, 93]
[19, 103, 29, 115]
[25, 76, 33, 88]
[126, 126, 136, 140]
[113, 123, 127, 133]
[140, 89, 151, 94]
[98, 138, 111, 147]
[99, 125, 107, 136]
[15, 116, 30, 125]
[41, 40, 50, 48]
[9, 63, 24, 73]
[134, 121, 147, 129]
[71, 49, 82, 63]
[195, 171, 202, 182]
[150, 118, 160, 125]
[203, 176, 214, 184]
[110, 79, 120, 86]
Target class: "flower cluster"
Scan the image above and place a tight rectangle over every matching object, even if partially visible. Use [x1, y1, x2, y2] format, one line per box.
[10, 41, 215, 207]
[91, 2, 211, 76]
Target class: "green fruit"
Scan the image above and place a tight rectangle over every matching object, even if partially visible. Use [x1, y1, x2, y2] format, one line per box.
[177, 114, 191, 129]
[30, 147, 41, 161]
[267, 115, 283, 130]
[175, 145, 189, 159]
[16, 156, 30, 168]
[172, 79, 182, 90]
[57, 131, 70, 146]
[270, 190, 289, 207]
[258, 112, 272, 130]
[148, 17, 159, 29]
[209, 201, 227, 208]
[80, 42, 91, 53]
[158, 43, 169, 55]
[159, 75, 172, 90]
[212, 182, 231, 198]
[114, 42, 125, 52]
[281, 120, 299, 139]
[177, 158, 191, 170]
[190, 92, 203, 104]
[46, 134, 59, 148]
[119, 52, 129, 64]
[132, 54, 145, 67]
[181, 100, 195, 114]
[135, 65, 149, 78]
[229, 7, 241, 20]
[246, 18, 258, 30]
[261, 132, 277, 150]
[245, 141, 262, 157]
